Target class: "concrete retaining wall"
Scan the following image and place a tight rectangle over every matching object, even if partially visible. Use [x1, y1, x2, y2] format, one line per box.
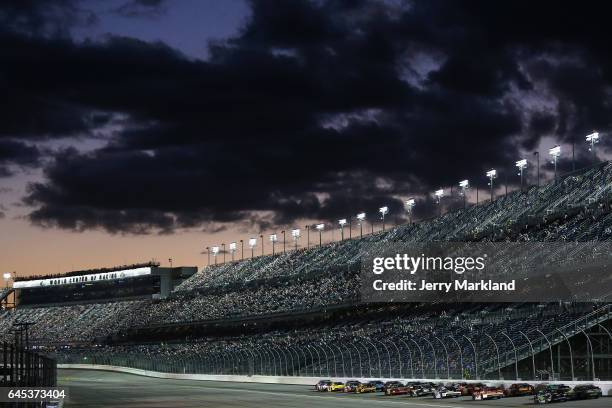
[58, 364, 612, 396]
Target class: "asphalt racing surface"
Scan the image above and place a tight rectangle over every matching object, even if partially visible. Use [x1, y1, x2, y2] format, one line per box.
[59, 369, 609, 408]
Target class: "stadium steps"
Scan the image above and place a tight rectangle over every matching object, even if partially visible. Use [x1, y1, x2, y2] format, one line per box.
[0, 288, 13, 303]
[479, 304, 612, 377]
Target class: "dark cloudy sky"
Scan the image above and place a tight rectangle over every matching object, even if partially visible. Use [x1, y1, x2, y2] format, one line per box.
[1, 0, 611, 276]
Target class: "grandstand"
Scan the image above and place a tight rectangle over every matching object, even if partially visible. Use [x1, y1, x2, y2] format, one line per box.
[2, 162, 612, 383]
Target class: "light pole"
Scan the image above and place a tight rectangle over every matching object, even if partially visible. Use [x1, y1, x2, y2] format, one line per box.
[3, 272, 12, 289]
[221, 243, 226, 264]
[516, 159, 527, 191]
[211, 246, 219, 265]
[586, 131, 599, 164]
[240, 239, 244, 260]
[405, 199, 415, 222]
[291, 228, 300, 250]
[534, 151, 540, 187]
[315, 223, 324, 247]
[549, 145, 561, 180]
[486, 169, 497, 201]
[356, 213, 365, 238]
[269, 234, 278, 255]
[248, 238, 257, 258]
[229, 242, 237, 262]
[458, 180, 469, 209]
[306, 225, 310, 248]
[260, 234, 264, 256]
[281, 230, 286, 253]
[338, 219, 347, 240]
[205, 246, 210, 266]
[434, 189, 444, 216]
[379, 206, 388, 231]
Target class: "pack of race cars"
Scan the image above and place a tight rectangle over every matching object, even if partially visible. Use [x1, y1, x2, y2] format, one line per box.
[314, 380, 604, 403]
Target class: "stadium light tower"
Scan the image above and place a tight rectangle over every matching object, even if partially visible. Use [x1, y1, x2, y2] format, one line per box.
[356, 213, 366, 238]
[379, 206, 389, 231]
[549, 145, 561, 180]
[338, 219, 347, 241]
[515, 159, 527, 191]
[315, 223, 324, 247]
[3, 272, 12, 288]
[205, 246, 210, 266]
[291, 228, 301, 250]
[281, 230, 286, 253]
[229, 242, 237, 262]
[586, 131, 599, 163]
[405, 199, 415, 223]
[486, 169, 497, 201]
[221, 243, 226, 264]
[269, 234, 278, 255]
[434, 189, 444, 215]
[211, 246, 219, 265]
[248, 237, 257, 259]
[306, 225, 310, 248]
[459, 180, 469, 208]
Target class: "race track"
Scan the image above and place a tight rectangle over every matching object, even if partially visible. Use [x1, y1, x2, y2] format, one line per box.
[59, 369, 609, 408]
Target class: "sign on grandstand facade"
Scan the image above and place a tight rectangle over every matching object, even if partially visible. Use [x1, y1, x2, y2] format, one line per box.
[13, 267, 153, 289]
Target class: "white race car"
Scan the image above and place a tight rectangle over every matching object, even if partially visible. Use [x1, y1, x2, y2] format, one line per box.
[433, 387, 461, 399]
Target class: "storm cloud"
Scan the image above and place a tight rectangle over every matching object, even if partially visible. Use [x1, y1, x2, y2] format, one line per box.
[2, 0, 611, 233]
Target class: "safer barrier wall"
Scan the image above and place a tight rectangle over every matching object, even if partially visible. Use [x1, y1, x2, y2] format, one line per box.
[58, 364, 612, 396]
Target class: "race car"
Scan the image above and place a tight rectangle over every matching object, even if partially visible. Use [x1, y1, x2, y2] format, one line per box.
[315, 380, 331, 391]
[569, 384, 602, 400]
[534, 384, 572, 404]
[328, 382, 346, 392]
[472, 386, 504, 400]
[451, 383, 471, 396]
[382, 380, 403, 392]
[504, 383, 534, 397]
[370, 380, 385, 392]
[410, 383, 435, 397]
[343, 380, 361, 393]
[433, 386, 461, 399]
[356, 382, 378, 394]
[464, 382, 486, 396]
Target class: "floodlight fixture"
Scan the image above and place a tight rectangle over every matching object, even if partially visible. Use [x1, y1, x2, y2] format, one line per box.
[338, 219, 347, 240]
[486, 169, 497, 201]
[356, 213, 366, 238]
[549, 145, 561, 179]
[248, 237, 257, 258]
[434, 189, 444, 201]
[315, 223, 324, 247]
[586, 131, 600, 163]
[379, 206, 389, 231]
[211, 246, 219, 264]
[459, 180, 469, 208]
[516, 159, 527, 190]
[291, 228, 300, 249]
[405, 199, 416, 223]
[269, 234, 278, 255]
[229, 242, 237, 261]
